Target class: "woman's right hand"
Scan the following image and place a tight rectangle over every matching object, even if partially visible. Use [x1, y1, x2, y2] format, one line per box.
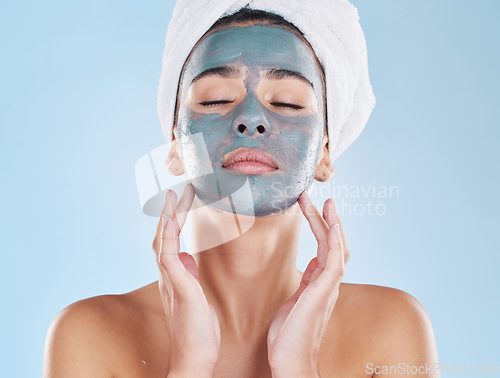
[152, 184, 221, 378]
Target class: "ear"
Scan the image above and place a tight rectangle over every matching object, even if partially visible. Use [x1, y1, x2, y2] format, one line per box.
[165, 124, 184, 176]
[314, 134, 334, 182]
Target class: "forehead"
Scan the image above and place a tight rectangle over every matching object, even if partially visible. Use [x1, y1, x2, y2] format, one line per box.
[181, 24, 322, 89]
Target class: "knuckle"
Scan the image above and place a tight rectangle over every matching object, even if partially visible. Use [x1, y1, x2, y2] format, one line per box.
[344, 248, 351, 264]
[328, 286, 339, 296]
[340, 265, 346, 275]
[161, 223, 180, 242]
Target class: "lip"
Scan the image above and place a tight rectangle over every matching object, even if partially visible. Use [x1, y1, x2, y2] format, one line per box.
[222, 148, 279, 174]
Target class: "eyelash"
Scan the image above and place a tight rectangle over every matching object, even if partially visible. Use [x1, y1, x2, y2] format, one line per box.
[199, 101, 304, 111]
[273, 102, 304, 111]
[199, 100, 232, 107]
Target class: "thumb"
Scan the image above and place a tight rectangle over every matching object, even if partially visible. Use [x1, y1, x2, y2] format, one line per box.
[292, 257, 319, 301]
[178, 252, 200, 283]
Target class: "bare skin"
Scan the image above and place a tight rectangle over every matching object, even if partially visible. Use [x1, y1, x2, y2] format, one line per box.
[43, 20, 439, 377]
[43, 187, 439, 377]
[43, 276, 439, 377]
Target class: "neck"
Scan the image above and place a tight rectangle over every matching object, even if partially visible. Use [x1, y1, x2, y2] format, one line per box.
[191, 196, 303, 341]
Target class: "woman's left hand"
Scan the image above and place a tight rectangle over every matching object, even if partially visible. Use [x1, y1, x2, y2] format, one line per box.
[267, 191, 350, 378]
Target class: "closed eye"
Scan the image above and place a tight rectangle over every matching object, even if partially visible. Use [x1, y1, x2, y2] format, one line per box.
[199, 100, 304, 111]
[271, 102, 304, 111]
[199, 100, 233, 107]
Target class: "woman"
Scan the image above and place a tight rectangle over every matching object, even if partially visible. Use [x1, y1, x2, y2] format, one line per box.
[43, 2, 439, 377]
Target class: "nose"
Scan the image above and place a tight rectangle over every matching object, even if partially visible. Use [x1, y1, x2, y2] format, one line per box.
[232, 95, 270, 137]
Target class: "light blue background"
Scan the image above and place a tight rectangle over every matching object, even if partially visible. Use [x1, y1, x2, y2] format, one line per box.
[1, 0, 498, 377]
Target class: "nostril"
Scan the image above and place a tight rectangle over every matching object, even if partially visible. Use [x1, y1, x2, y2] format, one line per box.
[256, 125, 265, 134]
[238, 124, 246, 133]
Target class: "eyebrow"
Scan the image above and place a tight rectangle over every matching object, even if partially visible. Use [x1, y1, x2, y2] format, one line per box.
[191, 65, 314, 88]
[264, 67, 314, 88]
[191, 66, 241, 84]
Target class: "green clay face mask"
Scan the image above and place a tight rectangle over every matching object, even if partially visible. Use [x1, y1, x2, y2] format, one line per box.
[176, 24, 325, 216]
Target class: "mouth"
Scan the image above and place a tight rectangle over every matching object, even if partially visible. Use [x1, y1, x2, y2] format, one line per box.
[222, 147, 279, 175]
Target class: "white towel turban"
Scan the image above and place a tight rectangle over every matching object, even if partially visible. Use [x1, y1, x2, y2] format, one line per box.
[157, 0, 376, 162]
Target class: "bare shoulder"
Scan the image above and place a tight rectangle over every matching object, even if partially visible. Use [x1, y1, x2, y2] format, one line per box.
[43, 282, 167, 378]
[339, 282, 431, 319]
[43, 294, 128, 377]
[335, 283, 440, 376]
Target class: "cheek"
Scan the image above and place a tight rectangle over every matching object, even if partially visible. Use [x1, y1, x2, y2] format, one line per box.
[272, 115, 324, 166]
[177, 109, 233, 168]
[298, 117, 324, 160]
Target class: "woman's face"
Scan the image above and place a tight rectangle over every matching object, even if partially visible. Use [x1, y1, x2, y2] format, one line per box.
[176, 24, 326, 216]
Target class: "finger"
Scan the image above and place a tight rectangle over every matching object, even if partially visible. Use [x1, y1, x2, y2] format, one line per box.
[156, 260, 174, 313]
[307, 260, 325, 285]
[152, 189, 179, 258]
[322, 198, 333, 225]
[298, 191, 329, 252]
[324, 199, 344, 246]
[152, 186, 194, 258]
[178, 252, 200, 283]
[324, 199, 350, 265]
[324, 222, 345, 282]
[268, 258, 321, 343]
[290, 257, 319, 302]
[306, 225, 344, 302]
[158, 192, 195, 286]
[174, 183, 195, 229]
[317, 199, 335, 266]
[308, 204, 346, 293]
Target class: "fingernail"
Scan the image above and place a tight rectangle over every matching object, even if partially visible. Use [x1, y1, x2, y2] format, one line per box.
[162, 214, 168, 228]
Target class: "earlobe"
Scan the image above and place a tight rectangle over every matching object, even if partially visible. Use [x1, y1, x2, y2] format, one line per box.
[165, 127, 185, 176]
[314, 136, 334, 182]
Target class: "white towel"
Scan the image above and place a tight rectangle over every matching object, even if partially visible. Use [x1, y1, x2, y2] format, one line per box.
[157, 0, 375, 162]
